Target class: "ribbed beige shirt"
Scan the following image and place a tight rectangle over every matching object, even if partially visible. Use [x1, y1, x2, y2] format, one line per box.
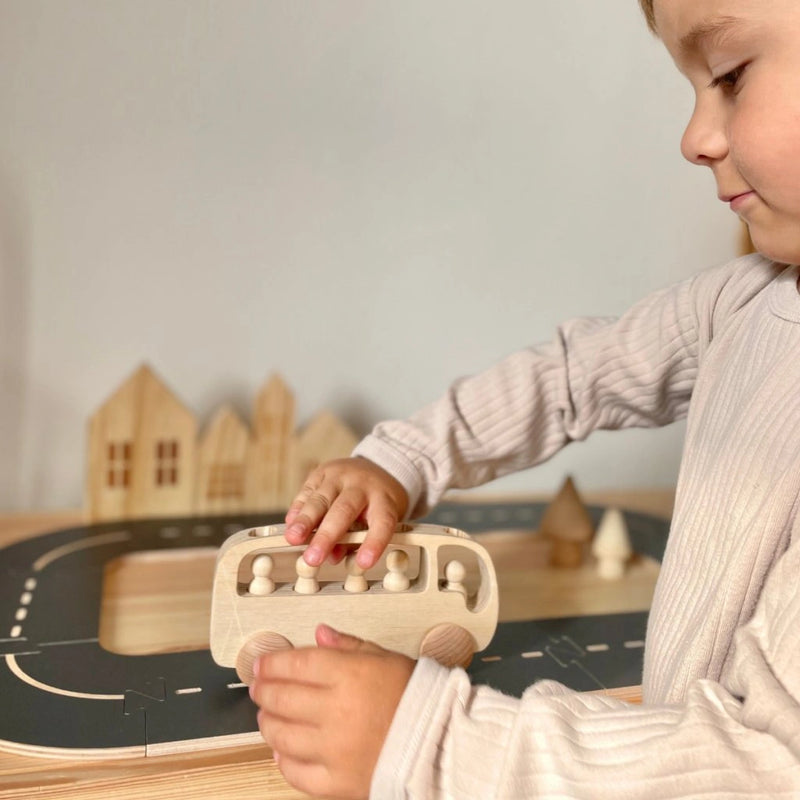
[355, 255, 800, 798]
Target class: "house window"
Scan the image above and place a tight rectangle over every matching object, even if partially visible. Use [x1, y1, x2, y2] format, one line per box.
[207, 464, 245, 500]
[155, 440, 180, 487]
[107, 442, 132, 488]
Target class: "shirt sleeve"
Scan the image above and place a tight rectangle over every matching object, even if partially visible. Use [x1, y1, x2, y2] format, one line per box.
[354, 275, 701, 519]
[371, 522, 800, 799]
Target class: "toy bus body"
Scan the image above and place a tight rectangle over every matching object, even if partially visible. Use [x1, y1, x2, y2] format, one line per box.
[209, 523, 499, 672]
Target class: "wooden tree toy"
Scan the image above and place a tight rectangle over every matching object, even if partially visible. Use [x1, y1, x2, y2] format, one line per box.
[591, 507, 633, 580]
[538, 476, 595, 568]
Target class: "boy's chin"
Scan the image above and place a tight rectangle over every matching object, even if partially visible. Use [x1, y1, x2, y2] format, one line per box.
[748, 230, 800, 266]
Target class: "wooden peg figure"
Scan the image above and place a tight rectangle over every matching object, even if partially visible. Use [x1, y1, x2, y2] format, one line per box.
[591, 507, 633, 580]
[248, 554, 275, 595]
[383, 549, 410, 592]
[344, 553, 368, 592]
[294, 554, 320, 594]
[443, 559, 467, 598]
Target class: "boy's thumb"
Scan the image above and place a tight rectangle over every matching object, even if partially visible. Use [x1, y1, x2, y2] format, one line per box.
[315, 623, 383, 654]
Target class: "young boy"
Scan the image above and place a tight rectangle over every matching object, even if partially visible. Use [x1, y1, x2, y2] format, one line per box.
[249, 1, 800, 796]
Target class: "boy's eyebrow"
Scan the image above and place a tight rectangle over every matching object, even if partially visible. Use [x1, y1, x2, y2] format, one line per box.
[679, 15, 743, 56]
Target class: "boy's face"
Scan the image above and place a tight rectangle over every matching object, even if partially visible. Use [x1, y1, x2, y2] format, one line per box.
[654, 0, 800, 265]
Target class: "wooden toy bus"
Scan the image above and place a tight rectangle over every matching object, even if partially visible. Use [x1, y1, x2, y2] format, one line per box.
[209, 523, 499, 683]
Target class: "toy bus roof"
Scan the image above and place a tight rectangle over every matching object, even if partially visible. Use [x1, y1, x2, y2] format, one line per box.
[215, 522, 475, 562]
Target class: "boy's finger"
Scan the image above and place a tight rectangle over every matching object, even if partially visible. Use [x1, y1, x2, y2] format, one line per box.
[356, 500, 400, 568]
[328, 543, 348, 564]
[284, 474, 321, 529]
[315, 623, 384, 655]
[303, 489, 367, 566]
[252, 680, 325, 726]
[284, 500, 305, 527]
[284, 487, 338, 545]
[256, 647, 345, 686]
[257, 710, 321, 763]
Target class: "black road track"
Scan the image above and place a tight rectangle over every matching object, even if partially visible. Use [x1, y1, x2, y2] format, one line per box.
[0, 503, 668, 756]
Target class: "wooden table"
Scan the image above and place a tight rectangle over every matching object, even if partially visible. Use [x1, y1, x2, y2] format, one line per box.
[0, 490, 673, 799]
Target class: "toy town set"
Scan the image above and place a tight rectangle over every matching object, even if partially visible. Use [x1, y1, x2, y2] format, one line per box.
[0, 366, 665, 758]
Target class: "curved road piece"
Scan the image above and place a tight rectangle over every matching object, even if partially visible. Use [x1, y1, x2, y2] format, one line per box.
[0, 503, 668, 757]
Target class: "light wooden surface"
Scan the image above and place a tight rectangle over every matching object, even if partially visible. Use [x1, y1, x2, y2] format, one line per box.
[0, 490, 674, 799]
[87, 365, 198, 522]
[209, 524, 499, 675]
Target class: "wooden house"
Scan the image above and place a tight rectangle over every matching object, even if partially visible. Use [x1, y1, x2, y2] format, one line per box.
[295, 410, 359, 485]
[248, 374, 297, 511]
[86, 365, 197, 521]
[195, 405, 252, 515]
[86, 366, 359, 521]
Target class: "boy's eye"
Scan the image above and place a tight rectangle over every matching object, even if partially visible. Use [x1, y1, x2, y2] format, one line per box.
[709, 64, 747, 93]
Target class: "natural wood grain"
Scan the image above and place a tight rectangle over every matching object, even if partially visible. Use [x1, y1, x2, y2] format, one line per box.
[0, 490, 672, 798]
[195, 405, 251, 515]
[86, 365, 197, 522]
[249, 373, 297, 511]
[209, 525, 499, 671]
[539, 477, 595, 568]
[0, 744, 309, 799]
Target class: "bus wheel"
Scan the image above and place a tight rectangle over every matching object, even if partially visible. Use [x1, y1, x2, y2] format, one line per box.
[236, 631, 292, 685]
[420, 624, 476, 669]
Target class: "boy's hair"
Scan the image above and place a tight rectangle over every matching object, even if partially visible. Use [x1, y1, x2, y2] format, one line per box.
[639, 0, 657, 32]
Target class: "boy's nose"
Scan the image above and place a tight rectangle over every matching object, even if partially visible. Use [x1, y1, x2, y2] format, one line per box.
[681, 98, 728, 166]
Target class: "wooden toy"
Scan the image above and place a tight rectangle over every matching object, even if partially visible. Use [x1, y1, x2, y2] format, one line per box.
[248, 554, 275, 596]
[344, 553, 368, 593]
[86, 365, 197, 522]
[538, 476, 595, 568]
[444, 559, 468, 597]
[249, 375, 296, 512]
[382, 548, 411, 591]
[209, 523, 501, 683]
[195, 405, 251, 515]
[0, 498, 667, 762]
[86, 366, 358, 522]
[293, 555, 320, 594]
[592, 507, 633, 580]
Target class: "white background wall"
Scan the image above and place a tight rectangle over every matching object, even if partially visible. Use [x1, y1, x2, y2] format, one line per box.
[0, 0, 738, 512]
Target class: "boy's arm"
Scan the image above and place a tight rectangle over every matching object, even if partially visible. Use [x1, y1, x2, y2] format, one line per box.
[251, 523, 800, 799]
[356, 275, 701, 521]
[356, 253, 779, 522]
[372, 521, 800, 799]
[286, 255, 776, 566]
[287, 269, 705, 566]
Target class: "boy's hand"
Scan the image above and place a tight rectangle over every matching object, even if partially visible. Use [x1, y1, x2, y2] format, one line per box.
[285, 457, 409, 570]
[251, 624, 415, 800]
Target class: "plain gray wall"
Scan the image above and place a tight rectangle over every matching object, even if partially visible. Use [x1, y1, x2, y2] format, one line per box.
[0, 1, 738, 512]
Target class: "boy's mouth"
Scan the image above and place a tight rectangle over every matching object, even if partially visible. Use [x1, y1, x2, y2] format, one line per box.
[720, 191, 755, 212]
